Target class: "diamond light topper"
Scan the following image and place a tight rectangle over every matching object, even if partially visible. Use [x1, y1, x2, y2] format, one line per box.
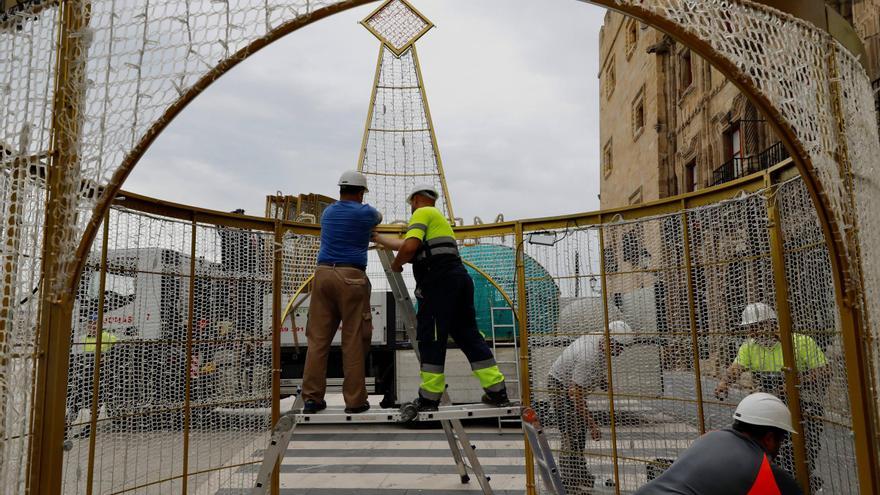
[361, 0, 434, 57]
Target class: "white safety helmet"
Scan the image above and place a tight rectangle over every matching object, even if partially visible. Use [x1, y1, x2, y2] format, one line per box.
[740, 302, 777, 326]
[733, 392, 797, 434]
[608, 320, 635, 345]
[407, 183, 439, 202]
[338, 170, 368, 191]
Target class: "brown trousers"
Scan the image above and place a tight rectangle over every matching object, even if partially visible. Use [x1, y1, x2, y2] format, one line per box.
[301, 266, 373, 407]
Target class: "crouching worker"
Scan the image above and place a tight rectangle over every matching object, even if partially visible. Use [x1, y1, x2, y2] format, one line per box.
[373, 184, 510, 411]
[548, 320, 635, 492]
[635, 393, 803, 494]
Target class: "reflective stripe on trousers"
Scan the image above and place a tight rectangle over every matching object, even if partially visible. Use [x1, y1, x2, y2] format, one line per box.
[418, 359, 506, 399]
[471, 358, 506, 391]
[419, 363, 445, 400]
[414, 263, 506, 400]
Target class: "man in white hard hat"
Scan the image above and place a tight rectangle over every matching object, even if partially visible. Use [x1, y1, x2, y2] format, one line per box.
[635, 392, 803, 494]
[547, 320, 636, 492]
[373, 184, 509, 412]
[714, 302, 828, 488]
[301, 171, 382, 415]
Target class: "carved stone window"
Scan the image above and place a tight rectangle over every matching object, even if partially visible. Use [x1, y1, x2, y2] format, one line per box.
[604, 55, 616, 100]
[625, 19, 638, 60]
[680, 49, 694, 96]
[603, 139, 614, 178]
[632, 86, 646, 140]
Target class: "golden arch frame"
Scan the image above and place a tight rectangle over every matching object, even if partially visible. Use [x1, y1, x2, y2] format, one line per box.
[23, 0, 880, 493]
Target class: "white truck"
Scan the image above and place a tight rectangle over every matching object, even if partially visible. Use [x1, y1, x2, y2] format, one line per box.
[72, 246, 271, 428]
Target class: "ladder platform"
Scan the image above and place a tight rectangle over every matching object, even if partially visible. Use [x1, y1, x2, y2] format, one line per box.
[296, 403, 521, 424]
[253, 249, 505, 494]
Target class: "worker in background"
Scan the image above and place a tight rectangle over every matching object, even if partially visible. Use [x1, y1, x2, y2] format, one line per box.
[373, 184, 509, 412]
[548, 320, 635, 492]
[635, 392, 802, 494]
[66, 313, 118, 439]
[302, 171, 382, 415]
[714, 303, 828, 488]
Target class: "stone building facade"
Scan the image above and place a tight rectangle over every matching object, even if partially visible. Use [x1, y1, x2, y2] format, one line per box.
[842, 1, 880, 82]
[598, 12, 783, 209]
[597, 2, 880, 383]
[599, 2, 880, 209]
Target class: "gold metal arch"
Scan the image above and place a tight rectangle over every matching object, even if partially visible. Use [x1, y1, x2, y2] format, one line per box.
[28, 0, 878, 493]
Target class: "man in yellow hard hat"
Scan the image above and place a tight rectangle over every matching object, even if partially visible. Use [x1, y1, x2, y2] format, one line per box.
[374, 184, 509, 412]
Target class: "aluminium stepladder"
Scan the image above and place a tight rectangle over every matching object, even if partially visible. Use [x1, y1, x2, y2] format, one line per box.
[521, 406, 567, 495]
[252, 248, 518, 494]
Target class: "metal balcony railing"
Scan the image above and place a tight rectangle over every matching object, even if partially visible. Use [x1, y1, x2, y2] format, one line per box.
[711, 141, 790, 186]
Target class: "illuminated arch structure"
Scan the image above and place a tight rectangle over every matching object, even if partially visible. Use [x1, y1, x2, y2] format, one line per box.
[1, 0, 879, 493]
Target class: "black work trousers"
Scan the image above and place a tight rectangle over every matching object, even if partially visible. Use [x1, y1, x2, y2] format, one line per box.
[415, 263, 495, 385]
[548, 375, 595, 490]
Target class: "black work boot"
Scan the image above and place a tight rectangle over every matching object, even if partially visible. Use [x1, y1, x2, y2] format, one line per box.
[411, 396, 440, 412]
[302, 399, 326, 414]
[344, 402, 370, 414]
[379, 395, 397, 409]
[400, 395, 440, 422]
[481, 388, 512, 407]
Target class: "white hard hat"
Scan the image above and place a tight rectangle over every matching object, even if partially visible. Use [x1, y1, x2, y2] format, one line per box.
[608, 320, 635, 345]
[741, 302, 777, 326]
[733, 392, 797, 434]
[338, 170, 368, 190]
[407, 183, 439, 202]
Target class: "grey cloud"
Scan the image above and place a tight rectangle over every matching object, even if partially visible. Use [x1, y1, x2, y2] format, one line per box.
[127, 0, 607, 220]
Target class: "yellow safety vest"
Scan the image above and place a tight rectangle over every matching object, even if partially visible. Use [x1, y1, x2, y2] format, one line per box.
[734, 333, 827, 372]
[83, 331, 118, 354]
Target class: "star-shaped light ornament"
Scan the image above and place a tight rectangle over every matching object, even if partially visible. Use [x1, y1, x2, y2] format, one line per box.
[361, 0, 434, 57]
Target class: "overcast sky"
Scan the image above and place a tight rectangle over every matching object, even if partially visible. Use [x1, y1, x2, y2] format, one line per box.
[128, 0, 608, 222]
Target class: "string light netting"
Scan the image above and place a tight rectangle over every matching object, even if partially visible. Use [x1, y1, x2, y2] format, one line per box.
[357, 45, 452, 224]
[2, 0, 880, 493]
[523, 179, 862, 493]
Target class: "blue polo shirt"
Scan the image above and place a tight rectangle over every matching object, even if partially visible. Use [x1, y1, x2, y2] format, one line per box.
[317, 200, 382, 268]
